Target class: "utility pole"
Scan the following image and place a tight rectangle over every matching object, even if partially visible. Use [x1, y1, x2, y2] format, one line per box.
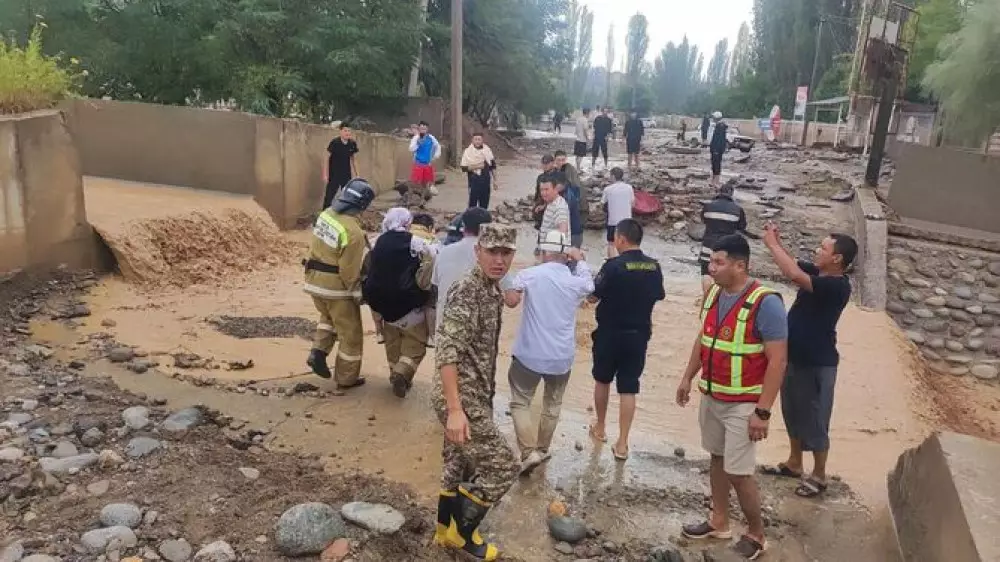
[865, 66, 898, 187]
[800, 18, 825, 146]
[450, 0, 463, 167]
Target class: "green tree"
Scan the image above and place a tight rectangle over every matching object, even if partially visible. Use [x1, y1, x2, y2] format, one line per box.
[923, 0, 1000, 142]
[652, 36, 701, 112]
[625, 13, 649, 108]
[706, 38, 730, 86]
[730, 22, 753, 84]
[604, 24, 615, 105]
[906, 0, 965, 100]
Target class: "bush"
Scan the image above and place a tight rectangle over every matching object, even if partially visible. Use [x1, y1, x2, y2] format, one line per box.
[0, 24, 75, 114]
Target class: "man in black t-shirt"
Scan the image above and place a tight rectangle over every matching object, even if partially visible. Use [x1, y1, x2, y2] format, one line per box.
[761, 223, 857, 499]
[323, 124, 359, 210]
[591, 108, 614, 170]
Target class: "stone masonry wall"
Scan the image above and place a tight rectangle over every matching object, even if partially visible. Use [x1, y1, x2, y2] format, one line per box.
[886, 237, 1000, 382]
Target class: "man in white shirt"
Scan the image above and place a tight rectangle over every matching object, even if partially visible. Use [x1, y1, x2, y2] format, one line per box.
[600, 167, 635, 259]
[573, 108, 592, 170]
[503, 231, 594, 473]
[431, 207, 492, 329]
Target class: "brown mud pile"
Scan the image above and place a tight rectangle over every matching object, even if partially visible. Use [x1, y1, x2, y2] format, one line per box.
[93, 206, 296, 289]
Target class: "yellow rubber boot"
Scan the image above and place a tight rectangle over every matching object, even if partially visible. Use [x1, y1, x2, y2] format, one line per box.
[432, 490, 456, 545]
[435, 484, 500, 561]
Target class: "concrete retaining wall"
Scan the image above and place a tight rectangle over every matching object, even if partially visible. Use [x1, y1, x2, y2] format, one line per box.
[851, 188, 888, 311]
[888, 432, 1000, 562]
[0, 111, 95, 273]
[658, 114, 846, 146]
[888, 143, 1000, 235]
[63, 99, 410, 229]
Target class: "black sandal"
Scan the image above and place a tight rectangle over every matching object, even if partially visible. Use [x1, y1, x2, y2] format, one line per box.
[760, 463, 803, 479]
[732, 534, 768, 560]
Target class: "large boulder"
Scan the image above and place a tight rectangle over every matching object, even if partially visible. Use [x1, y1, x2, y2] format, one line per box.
[274, 502, 347, 556]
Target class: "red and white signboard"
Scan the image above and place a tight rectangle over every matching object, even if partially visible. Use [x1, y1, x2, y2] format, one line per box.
[794, 86, 809, 118]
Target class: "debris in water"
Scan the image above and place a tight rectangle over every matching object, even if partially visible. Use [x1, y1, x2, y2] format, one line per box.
[225, 359, 254, 371]
[207, 316, 316, 340]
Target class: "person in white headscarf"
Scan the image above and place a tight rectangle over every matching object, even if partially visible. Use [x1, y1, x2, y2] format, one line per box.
[362, 206, 438, 397]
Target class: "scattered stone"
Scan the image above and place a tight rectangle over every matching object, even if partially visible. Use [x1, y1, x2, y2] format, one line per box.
[6, 413, 32, 427]
[21, 556, 58, 562]
[108, 347, 135, 363]
[122, 407, 151, 431]
[39, 453, 99, 474]
[548, 516, 588, 543]
[237, 467, 260, 481]
[99, 449, 125, 468]
[275, 502, 347, 556]
[100, 502, 143, 528]
[159, 539, 193, 562]
[19, 399, 38, 412]
[125, 437, 163, 459]
[24, 345, 53, 359]
[553, 542, 575, 555]
[320, 538, 351, 562]
[0, 542, 23, 562]
[127, 362, 149, 374]
[74, 417, 106, 437]
[87, 479, 110, 496]
[673, 447, 685, 458]
[80, 427, 105, 448]
[81, 526, 137, 553]
[0, 448, 25, 462]
[192, 541, 236, 562]
[647, 545, 685, 562]
[162, 407, 204, 432]
[341, 502, 405, 534]
[144, 509, 160, 526]
[970, 364, 999, 380]
[603, 541, 620, 553]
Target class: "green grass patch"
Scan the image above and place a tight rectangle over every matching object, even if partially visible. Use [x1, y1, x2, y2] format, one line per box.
[0, 24, 77, 114]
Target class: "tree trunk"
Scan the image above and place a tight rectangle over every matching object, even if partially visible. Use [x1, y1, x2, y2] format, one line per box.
[407, 0, 430, 96]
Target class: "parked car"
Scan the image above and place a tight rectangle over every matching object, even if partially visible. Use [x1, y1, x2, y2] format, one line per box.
[708, 124, 755, 152]
[640, 117, 657, 128]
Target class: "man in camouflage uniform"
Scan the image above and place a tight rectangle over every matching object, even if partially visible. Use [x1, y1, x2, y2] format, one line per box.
[431, 223, 520, 561]
[303, 179, 375, 389]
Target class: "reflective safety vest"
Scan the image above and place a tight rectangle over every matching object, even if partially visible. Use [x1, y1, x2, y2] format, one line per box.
[698, 281, 778, 403]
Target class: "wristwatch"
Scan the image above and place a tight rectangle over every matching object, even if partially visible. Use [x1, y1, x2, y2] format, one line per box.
[754, 408, 772, 421]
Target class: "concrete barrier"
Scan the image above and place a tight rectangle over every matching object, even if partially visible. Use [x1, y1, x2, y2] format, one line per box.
[0, 111, 95, 273]
[888, 432, 1000, 562]
[851, 187, 887, 310]
[63, 99, 411, 229]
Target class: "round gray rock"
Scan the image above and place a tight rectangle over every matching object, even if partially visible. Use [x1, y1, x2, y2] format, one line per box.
[162, 407, 204, 432]
[101, 502, 143, 528]
[50, 441, 79, 459]
[341, 501, 405, 534]
[547, 516, 588, 543]
[971, 364, 1000, 380]
[274, 502, 346, 556]
[39, 453, 99, 474]
[905, 331, 925, 344]
[924, 296, 947, 307]
[0, 542, 23, 562]
[80, 427, 105, 447]
[159, 538, 193, 562]
[122, 407, 151, 431]
[81, 526, 137, 553]
[125, 437, 163, 459]
[193, 541, 236, 562]
[108, 347, 135, 363]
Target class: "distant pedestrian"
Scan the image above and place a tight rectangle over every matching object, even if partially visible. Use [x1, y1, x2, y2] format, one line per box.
[553, 150, 581, 192]
[409, 121, 442, 197]
[460, 132, 498, 209]
[553, 111, 563, 134]
[431, 223, 520, 561]
[323, 124, 359, 210]
[533, 154, 557, 232]
[573, 108, 593, 170]
[591, 108, 614, 170]
[588, 219, 665, 461]
[679, 120, 688, 142]
[709, 111, 728, 187]
[761, 225, 856, 500]
[699, 183, 756, 296]
[623, 110, 645, 170]
[701, 114, 711, 143]
[675, 234, 787, 561]
[503, 231, 594, 474]
[600, 167, 634, 259]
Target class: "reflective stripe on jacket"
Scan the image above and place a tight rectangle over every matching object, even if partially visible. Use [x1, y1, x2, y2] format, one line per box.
[698, 281, 776, 402]
[304, 210, 366, 299]
[700, 195, 747, 260]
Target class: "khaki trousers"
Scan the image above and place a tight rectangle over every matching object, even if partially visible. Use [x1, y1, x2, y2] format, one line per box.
[311, 296, 363, 386]
[507, 357, 570, 459]
[382, 319, 428, 383]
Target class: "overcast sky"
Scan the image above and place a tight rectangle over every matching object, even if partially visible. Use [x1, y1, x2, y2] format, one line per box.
[581, 0, 754, 70]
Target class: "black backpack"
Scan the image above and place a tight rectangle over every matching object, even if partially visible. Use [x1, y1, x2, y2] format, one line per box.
[362, 231, 429, 323]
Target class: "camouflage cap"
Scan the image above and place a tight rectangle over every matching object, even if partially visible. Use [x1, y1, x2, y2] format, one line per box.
[478, 223, 517, 250]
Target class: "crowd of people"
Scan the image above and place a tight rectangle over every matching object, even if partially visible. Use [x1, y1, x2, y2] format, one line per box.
[310, 116, 859, 561]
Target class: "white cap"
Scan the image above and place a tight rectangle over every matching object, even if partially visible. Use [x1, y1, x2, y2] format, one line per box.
[712, 111, 723, 120]
[538, 231, 571, 254]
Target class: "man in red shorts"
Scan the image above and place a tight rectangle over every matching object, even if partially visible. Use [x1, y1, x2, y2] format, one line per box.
[409, 121, 442, 197]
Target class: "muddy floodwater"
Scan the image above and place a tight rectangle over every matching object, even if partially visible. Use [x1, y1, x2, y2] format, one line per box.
[40, 135, 1000, 560]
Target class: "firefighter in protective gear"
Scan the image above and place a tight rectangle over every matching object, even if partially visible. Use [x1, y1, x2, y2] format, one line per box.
[304, 178, 376, 389]
[699, 182, 757, 296]
[363, 208, 436, 398]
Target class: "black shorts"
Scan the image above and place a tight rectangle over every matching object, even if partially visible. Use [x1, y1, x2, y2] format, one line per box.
[780, 363, 838, 452]
[606, 225, 616, 242]
[626, 138, 641, 155]
[710, 151, 723, 175]
[592, 137, 609, 159]
[573, 141, 588, 157]
[592, 329, 649, 394]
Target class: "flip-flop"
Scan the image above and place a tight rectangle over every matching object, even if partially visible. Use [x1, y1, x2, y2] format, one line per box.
[760, 463, 803, 479]
[588, 426, 607, 443]
[794, 477, 828, 498]
[612, 444, 629, 461]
